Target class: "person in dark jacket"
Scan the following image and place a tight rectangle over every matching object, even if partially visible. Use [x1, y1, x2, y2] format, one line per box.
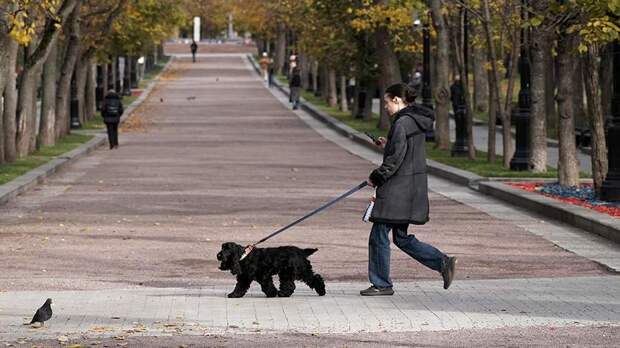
[101, 90, 123, 149]
[289, 67, 302, 109]
[360, 83, 456, 296]
[190, 40, 198, 63]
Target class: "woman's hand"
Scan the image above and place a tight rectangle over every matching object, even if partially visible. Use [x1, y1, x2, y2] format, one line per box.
[375, 137, 387, 149]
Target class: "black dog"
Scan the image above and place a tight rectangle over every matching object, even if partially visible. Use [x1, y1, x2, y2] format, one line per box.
[217, 242, 326, 298]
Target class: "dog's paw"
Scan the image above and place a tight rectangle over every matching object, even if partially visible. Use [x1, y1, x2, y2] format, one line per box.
[227, 292, 243, 298]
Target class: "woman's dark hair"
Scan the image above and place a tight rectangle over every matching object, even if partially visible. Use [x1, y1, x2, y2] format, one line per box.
[384, 83, 416, 104]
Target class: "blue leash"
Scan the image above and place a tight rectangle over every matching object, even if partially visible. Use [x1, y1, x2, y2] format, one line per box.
[240, 181, 368, 259]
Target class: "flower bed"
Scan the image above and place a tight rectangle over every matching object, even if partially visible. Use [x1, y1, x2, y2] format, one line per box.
[507, 182, 620, 218]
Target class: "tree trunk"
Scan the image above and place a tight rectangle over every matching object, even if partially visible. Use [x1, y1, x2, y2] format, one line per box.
[544, 47, 557, 138]
[111, 57, 118, 92]
[0, 93, 3, 164]
[572, 59, 587, 130]
[0, 26, 10, 163]
[429, 0, 450, 150]
[0, 30, 8, 107]
[311, 60, 318, 93]
[472, 25, 489, 114]
[529, 30, 547, 172]
[327, 69, 337, 107]
[299, 51, 309, 90]
[55, 5, 81, 140]
[3, 36, 18, 163]
[374, 18, 401, 130]
[39, 42, 58, 147]
[274, 23, 286, 75]
[600, 45, 613, 118]
[16, 63, 42, 157]
[101, 63, 109, 99]
[75, 58, 89, 125]
[320, 64, 328, 98]
[556, 32, 580, 186]
[13, 0, 79, 152]
[583, 44, 607, 196]
[339, 75, 348, 112]
[86, 62, 96, 121]
[364, 80, 375, 120]
[482, 0, 509, 166]
[487, 70, 497, 162]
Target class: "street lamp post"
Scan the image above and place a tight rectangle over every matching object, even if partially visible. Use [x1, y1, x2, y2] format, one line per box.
[70, 75, 81, 129]
[601, 41, 620, 201]
[509, 0, 531, 170]
[451, 8, 469, 156]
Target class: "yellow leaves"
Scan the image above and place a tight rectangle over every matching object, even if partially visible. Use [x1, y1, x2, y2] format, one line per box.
[8, 10, 36, 45]
[8, 0, 63, 46]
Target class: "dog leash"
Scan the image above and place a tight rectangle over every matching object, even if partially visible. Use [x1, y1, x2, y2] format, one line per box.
[240, 181, 369, 260]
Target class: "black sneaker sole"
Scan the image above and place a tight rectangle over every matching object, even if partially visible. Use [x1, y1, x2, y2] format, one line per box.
[360, 289, 394, 296]
[443, 257, 457, 290]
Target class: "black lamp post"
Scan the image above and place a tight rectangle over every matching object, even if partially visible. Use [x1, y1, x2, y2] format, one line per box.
[421, 5, 435, 142]
[451, 8, 469, 156]
[70, 75, 81, 129]
[601, 41, 620, 201]
[509, 0, 531, 170]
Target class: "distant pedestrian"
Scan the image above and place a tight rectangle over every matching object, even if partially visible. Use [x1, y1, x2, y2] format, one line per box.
[101, 90, 123, 150]
[289, 51, 297, 76]
[450, 75, 465, 113]
[408, 64, 423, 97]
[289, 67, 302, 109]
[190, 40, 198, 63]
[361, 83, 456, 296]
[259, 52, 272, 82]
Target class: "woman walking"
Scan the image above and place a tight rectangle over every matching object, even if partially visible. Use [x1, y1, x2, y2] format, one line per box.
[361, 83, 456, 296]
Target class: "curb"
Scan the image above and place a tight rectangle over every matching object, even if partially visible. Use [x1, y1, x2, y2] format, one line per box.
[246, 54, 619, 243]
[0, 57, 174, 206]
[478, 181, 620, 244]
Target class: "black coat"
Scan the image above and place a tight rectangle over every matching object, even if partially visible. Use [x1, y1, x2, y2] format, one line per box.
[101, 93, 124, 123]
[369, 104, 434, 225]
[289, 74, 301, 88]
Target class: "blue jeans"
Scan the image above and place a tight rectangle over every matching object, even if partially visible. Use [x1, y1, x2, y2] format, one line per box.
[369, 223, 446, 288]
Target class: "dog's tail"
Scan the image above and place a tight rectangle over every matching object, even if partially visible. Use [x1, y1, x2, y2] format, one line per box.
[303, 248, 318, 257]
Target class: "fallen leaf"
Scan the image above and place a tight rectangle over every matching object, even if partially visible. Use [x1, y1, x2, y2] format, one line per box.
[57, 336, 69, 343]
[91, 327, 113, 333]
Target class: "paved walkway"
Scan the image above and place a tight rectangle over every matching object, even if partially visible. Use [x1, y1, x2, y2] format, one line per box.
[0, 52, 618, 345]
[1, 276, 619, 341]
[373, 100, 593, 173]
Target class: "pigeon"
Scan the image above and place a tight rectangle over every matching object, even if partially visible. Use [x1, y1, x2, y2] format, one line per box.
[30, 298, 53, 326]
[160, 98, 164, 103]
